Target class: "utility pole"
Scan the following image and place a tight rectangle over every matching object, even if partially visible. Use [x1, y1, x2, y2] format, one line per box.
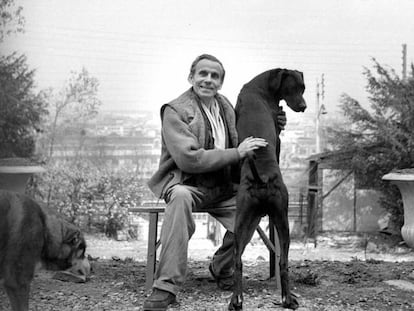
[315, 74, 326, 154]
[402, 44, 407, 81]
[315, 80, 320, 154]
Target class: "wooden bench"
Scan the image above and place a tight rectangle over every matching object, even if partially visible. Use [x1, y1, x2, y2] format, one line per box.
[129, 201, 281, 291]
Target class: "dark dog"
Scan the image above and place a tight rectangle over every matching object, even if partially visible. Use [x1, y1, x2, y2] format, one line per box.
[0, 190, 90, 311]
[229, 69, 306, 310]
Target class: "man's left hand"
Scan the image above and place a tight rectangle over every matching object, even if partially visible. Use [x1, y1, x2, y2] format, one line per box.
[278, 108, 287, 130]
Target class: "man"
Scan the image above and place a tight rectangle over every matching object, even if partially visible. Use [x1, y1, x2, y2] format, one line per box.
[143, 54, 275, 310]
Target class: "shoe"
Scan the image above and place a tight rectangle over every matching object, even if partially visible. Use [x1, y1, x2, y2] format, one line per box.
[143, 288, 176, 311]
[209, 263, 233, 291]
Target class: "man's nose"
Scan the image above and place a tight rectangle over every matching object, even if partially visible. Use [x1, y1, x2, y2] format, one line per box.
[204, 74, 212, 82]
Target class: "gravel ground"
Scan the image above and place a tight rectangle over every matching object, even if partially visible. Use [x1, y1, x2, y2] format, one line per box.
[1, 232, 414, 311]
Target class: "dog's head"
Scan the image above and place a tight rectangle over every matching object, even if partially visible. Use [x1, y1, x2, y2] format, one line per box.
[268, 69, 307, 112]
[43, 218, 91, 277]
[63, 230, 91, 276]
[59, 230, 90, 275]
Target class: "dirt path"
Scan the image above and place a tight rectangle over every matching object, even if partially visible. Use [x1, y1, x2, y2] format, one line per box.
[1, 233, 414, 310]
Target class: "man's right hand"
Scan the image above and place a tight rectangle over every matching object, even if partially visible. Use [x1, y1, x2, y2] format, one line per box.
[237, 136, 268, 158]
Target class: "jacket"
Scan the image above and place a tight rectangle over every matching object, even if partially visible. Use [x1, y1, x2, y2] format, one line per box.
[147, 88, 239, 199]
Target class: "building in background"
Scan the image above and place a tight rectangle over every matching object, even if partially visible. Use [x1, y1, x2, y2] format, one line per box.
[51, 110, 161, 180]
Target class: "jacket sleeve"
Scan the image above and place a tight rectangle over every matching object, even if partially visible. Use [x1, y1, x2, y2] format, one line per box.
[162, 106, 240, 174]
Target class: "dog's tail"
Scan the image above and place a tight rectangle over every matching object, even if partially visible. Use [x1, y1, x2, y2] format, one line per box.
[247, 152, 265, 185]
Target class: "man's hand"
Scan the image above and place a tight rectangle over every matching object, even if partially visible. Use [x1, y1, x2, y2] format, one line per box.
[237, 136, 268, 158]
[277, 107, 287, 130]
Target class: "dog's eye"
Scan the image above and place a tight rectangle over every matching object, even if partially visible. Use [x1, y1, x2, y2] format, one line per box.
[288, 85, 304, 95]
[70, 236, 79, 245]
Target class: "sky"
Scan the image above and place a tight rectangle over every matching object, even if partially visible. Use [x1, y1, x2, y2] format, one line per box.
[2, 0, 414, 119]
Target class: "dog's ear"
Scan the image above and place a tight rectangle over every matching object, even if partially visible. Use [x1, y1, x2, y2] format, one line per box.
[268, 69, 286, 95]
[295, 70, 305, 86]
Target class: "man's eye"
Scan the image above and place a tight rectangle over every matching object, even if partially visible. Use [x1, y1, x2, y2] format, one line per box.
[212, 73, 219, 79]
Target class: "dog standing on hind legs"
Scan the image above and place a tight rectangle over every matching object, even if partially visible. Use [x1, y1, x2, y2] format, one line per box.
[229, 69, 306, 310]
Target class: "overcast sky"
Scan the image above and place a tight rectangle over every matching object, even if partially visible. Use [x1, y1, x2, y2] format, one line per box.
[2, 0, 414, 118]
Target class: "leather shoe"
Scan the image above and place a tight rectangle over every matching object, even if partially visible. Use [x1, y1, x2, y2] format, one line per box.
[209, 263, 233, 291]
[143, 288, 176, 311]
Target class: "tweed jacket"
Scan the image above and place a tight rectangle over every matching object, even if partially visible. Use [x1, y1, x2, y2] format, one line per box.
[147, 88, 239, 199]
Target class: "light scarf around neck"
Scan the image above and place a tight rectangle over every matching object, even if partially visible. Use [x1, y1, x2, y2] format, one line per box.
[201, 99, 226, 149]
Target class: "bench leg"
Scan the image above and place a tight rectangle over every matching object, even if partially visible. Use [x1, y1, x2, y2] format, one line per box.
[145, 212, 159, 291]
[256, 218, 281, 293]
[255, 221, 281, 291]
[269, 218, 276, 278]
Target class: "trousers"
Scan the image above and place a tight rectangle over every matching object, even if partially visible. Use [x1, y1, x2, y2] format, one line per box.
[152, 184, 236, 295]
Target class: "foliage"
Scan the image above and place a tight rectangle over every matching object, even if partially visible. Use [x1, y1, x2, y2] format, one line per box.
[327, 59, 414, 230]
[0, 1, 49, 158]
[30, 159, 146, 237]
[0, 52, 49, 157]
[39, 67, 102, 159]
[0, 0, 24, 42]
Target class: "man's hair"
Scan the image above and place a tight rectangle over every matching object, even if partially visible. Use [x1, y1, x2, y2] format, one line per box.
[189, 54, 226, 82]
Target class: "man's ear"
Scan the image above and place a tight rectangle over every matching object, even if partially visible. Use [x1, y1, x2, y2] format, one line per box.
[187, 74, 193, 84]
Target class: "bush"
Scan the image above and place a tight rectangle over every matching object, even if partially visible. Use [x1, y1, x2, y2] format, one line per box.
[327, 60, 414, 230]
[31, 159, 148, 237]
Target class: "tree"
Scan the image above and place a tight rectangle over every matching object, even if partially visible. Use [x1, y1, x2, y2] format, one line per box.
[0, 0, 24, 42]
[39, 67, 102, 159]
[32, 68, 101, 205]
[0, 2, 48, 158]
[0, 53, 49, 157]
[327, 59, 414, 230]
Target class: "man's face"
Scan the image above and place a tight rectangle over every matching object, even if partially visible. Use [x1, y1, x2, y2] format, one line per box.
[188, 59, 224, 103]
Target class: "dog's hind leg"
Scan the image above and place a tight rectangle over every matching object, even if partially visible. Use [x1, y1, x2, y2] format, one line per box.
[4, 210, 44, 311]
[269, 195, 299, 310]
[4, 283, 30, 311]
[229, 193, 262, 311]
[4, 241, 41, 311]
